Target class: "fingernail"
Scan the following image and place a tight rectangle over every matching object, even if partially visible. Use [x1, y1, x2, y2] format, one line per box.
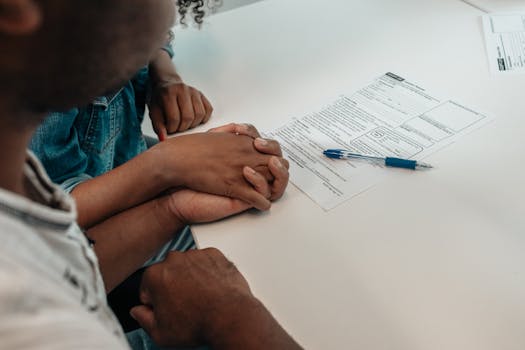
[272, 157, 285, 170]
[255, 138, 268, 146]
[245, 166, 257, 175]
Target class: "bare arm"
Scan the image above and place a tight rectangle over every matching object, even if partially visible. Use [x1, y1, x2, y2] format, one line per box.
[72, 132, 282, 229]
[87, 161, 283, 292]
[71, 148, 170, 229]
[208, 296, 302, 350]
[86, 194, 184, 292]
[74, 130, 289, 229]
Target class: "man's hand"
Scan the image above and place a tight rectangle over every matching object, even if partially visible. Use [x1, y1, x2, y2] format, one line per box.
[148, 49, 213, 141]
[130, 249, 302, 349]
[165, 189, 250, 225]
[209, 123, 290, 201]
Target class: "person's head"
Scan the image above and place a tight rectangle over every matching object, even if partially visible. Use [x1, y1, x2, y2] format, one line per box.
[0, 0, 175, 125]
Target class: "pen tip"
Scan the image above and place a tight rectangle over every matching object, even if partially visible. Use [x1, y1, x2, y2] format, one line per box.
[417, 162, 433, 169]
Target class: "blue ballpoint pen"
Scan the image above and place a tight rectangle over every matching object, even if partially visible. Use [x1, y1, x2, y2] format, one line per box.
[323, 149, 433, 170]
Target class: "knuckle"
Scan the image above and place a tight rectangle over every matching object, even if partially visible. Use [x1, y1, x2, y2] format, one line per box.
[203, 247, 223, 259]
[143, 266, 162, 284]
[181, 113, 194, 122]
[226, 260, 237, 272]
[162, 88, 174, 98]
[143, 265, 157, 279]
[167, 120, 178, 129]
[167, 114, 179, 123]
[246, 124, 257, 133]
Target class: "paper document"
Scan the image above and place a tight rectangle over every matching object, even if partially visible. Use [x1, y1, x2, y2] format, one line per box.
[265, 73, 491, 210]
[482, 13, 525, 74]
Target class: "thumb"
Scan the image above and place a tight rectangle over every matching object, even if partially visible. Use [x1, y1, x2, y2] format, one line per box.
[130, 305, 157, 333]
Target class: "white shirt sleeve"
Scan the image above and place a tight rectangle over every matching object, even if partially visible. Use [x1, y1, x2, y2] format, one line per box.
[0, 259, 130, 350]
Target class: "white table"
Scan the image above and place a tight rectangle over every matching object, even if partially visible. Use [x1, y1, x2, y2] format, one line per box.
[143, 0, 525, 348]
[461, 0, 525, 13]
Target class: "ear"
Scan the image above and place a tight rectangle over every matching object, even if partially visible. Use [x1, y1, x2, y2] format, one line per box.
[0, 0, 41, 35]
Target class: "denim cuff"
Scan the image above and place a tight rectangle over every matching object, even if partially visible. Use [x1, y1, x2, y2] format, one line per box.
[60, 174, 93, 194]
[160, 43, 175, 59]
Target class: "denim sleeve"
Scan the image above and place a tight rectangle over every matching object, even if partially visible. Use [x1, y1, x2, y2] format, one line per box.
[163, 30, 175, 58]
[29, 110, 92, 193]
[160, 42, 175, 59]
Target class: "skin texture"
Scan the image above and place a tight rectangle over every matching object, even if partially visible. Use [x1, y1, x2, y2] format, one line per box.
[0, 0, 301, 348]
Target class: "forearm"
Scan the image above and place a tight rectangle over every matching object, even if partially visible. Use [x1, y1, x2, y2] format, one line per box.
[71, 148, 174, 228]
[149, 49, 181, 85]
[87, 195, 185, 293]
[209, 297, 302, 350]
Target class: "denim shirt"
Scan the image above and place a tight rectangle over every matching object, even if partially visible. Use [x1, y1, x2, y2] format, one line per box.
[30, 67, 150, 193]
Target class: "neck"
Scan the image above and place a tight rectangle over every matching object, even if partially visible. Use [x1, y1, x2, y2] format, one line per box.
[0, 105, 43, 198]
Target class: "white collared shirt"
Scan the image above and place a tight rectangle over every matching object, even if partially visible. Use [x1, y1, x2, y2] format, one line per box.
[0, 152, 129, 349]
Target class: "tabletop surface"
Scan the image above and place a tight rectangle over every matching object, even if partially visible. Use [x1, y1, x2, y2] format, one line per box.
[461, 0, 525, 12]
[143, 0, 525, 348]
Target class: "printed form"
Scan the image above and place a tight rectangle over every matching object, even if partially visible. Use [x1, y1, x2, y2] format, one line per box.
[265, 73, 490, 210]
[482, 13, 525, 74]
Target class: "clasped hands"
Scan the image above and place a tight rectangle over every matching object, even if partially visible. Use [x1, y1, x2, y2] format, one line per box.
[150, 122, 289, 226]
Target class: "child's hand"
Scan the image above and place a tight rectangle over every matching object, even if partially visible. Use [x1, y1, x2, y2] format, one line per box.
[148, 49, 213, 141]
[149, 80, 213, 140]
[152, 132, 288, 211]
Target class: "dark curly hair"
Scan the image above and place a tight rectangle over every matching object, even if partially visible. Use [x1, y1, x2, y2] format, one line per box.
[176, 0, 222, 26]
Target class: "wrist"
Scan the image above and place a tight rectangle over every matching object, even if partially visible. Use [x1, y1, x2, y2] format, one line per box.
[206, 295, 302, 349]
[205, 295, 266, 348]
[164, 191, 190, 227]
[143, 142, 185, 189]
[149, 50, 182, 86]
[155, 195, 187, 233]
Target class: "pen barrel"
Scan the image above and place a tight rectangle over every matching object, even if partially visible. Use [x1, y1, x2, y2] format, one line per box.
[385, 157, 417, 170]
